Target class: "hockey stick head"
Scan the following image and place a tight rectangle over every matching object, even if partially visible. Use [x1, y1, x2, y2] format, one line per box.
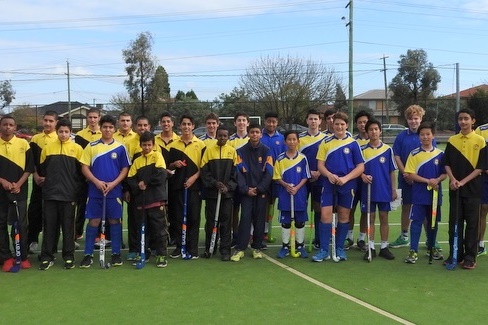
[100, 260, 111, 269]
[9, 263, 21, 273]
[182, 253, 192, 260]
[445, 263, 456, 271]
[135, 260, 145, 269]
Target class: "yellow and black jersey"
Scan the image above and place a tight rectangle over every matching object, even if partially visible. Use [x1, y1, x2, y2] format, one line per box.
[30, 130, 57, 169]
[155, 132, 179, 163]
[0, 136, 34, 200]
[75, 127, 101, 149]
[39, 139, 84, 201]
[126, 134, 142, 163]
[114, 129, 137, 148]
[167, 136, 206, 191]
[200, 143, 238, 199]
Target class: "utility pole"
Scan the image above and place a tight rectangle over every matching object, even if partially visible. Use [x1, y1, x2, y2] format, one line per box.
[66, 60, 71, 120]
[455, 63, 460, 113]
[346, 1, 354, 125]
[381, 55, 389, 123]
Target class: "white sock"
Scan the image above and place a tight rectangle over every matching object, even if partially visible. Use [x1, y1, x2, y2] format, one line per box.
[281, 227, 290, 245]
[347, 230, 354, 241]
[264, 222, 269, 233]
[381, 241, 388, 249]
[480, 241, 485, 248]
[369, 241, 375, 250]
[296, 227, 305, 244]
[359, 232, 366, 241]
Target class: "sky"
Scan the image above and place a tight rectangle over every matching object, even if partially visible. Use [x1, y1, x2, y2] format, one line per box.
[1, 0, 488, 110]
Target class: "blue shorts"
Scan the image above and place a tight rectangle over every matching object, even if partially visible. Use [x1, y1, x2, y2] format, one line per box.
[398, 179, 412, 205]
[360, 201, 391, 213]
[85, 197, 123, 220]
[320, 184, 355, 209]
[279, 210, 308, 224]
[409, 204, 441, 222]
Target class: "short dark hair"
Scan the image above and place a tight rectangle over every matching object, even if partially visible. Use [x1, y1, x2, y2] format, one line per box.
[44, 110, 59, 120]
[217, 125, 229, 133]
[458, 108, 476, 119]
[87, 108, 101, 116]
[99, 115, 116, 127]
[0, 115, 15, 124]
[354, 110, 371, 123]
[159, 112, 174, 121]
[248, 123, 261, 132]
[118, 112, 132, 119]
[333, 111, 348, 124]
[323, 108, 337, 118]
[234, 112, 249, 122]
[365, 119, 382, 132]
[56, 119, 72, 131]
[180, 114, 194, 125]
[135, 116, 150, 124]
[284, 130, 299, 140]
[205, 112, 219, 122]
[417, 121, 435, 135]
[265, 112, 279, 120]
[306, 109, 321, 119]
[139, 131, 155, 144]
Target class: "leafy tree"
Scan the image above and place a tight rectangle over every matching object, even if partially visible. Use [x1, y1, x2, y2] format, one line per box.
[468, 89, 488, 126]
[186, 90, 198, 100]
[122, 31, 156, 117]
[334, 83, 347, 111]
[389, 49, 441, 117]
[0, 80, 15, 110]
[147, 65, 170, 102]
[11, 105, 37, 131]
[175, 90, 186, 101]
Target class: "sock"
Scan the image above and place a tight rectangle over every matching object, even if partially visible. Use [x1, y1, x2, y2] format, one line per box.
[296, 227, 305, 244]
[480, 241, 485, 248]
[347, 230, 354, 241]
[84, 224, 98, 255]
[264, 222, 269, 234]
[369, 240, 375, 250]
[110, 222, 122, 254]
[409, 220, 422, 252]
[319, 222, 332, 252]
[402, 230, 409, 240]
[281, 227, 290, 245]
[380, 241, 388, 249]
[336, 222, 349, 249]
[358, 232, 366, 242]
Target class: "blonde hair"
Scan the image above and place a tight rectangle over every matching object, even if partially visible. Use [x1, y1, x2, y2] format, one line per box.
[404, 105, 425, 119]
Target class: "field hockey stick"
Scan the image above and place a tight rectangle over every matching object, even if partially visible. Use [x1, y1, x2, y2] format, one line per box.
[446, 190, 459, 270]
[136, 190, 146, 269]
[267, 201, 276, 243]
[428, 186, 438, 264]
[10, 200, 22, 273]
[99, 195, 111, 269]
[181, 186, 191, 260]
[307, 193, 314, 253]
[209, 191, 222, 255]
[290, 186, 300, 257]
[366, 183, 372, 262]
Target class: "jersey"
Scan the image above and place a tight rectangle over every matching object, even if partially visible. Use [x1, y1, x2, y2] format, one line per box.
[167, 136, 206, 191]
[298, 130, 326, 173]
[29, 130, 57, 171]
[155, 132, 179, 163]
[75, 127, 102, 149]
[361, 142, 397, 203]
[80, 138, 130, 199]
[405, 147, 445, 206]
[229, 133, 249, 151]
[114, 129, 137, 148]
[353, 134, 369, 147]
[198, 133, 218, 147]
[273, 151, 311, 212]
[261, 129, 286, 162]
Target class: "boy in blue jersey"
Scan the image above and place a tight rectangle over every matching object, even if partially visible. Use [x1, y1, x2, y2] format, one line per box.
[312, 112, 364, 262]
[404, 122, 446, 264]
[79, 115, 130, 268]
[274, 131, 311, 258]
[360, 119, 397, 260]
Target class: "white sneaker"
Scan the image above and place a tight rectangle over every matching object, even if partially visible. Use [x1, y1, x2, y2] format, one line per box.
[29, 242, 38, 253]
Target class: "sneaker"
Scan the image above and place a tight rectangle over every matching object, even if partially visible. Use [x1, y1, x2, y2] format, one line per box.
[21, 259, 31, 269]
[462, 259, 476, 269]
[190, 254, 200, 260]
[64, 260, 75, 269]
[169, 248, 181, 259]
[312, 249, 330, 262]
[74, 241, 80, 249]
[260, 243, 268, 250]
[126, 252, 138, 261]
[252, 249, 263, 259]
[379, 247, 395, 260]
[156, 256, 168, 268]
[404, 250, 418, 264]
[390, 236, 409, 248]
[297, 246, 309, 258]
[336, 247, 347, 261]
[2, 258, 14, 272]
[111, 254, 123, 266]
[231, 250, 244, 262]
[221, 253, 231, 261]
[356, 240, 367, 252]
[425, 240, 443, 252]
[426, 248, 444, 260]
[131, 255, 150, 266]
[313, 240, 320, 250]
[76, 234, 84, 240]
[478, 246, 487, 256]
[344, 238, 354, 250]
[363, 249, 377, 261]
[39, 260, 54, 270]
[201, 251, 212, 259]
[277, 246, 290, 258]
[29, 242, 38, 254]
[79, 255, 93, 268]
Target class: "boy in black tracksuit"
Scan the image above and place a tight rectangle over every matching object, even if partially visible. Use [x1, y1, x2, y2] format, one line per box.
[200, 126, 238, 261]
[231, 124, 273, 261]
[127, 131, 169, 267]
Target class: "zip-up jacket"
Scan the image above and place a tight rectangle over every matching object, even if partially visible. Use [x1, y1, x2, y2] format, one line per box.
[236, 141, 273, 196]
[200, 142, 238, 199]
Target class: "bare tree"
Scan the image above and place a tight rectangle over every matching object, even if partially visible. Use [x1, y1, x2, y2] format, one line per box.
[0, 80, 15, 110]
[240, 55, 341, 125]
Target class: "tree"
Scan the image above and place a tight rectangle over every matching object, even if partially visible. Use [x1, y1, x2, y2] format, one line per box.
[145, 65, 171, 124]
[389, 49, 441, 117]
[240, 55, 341, 125]
[122, 31, 156, 117]
[0, 80, 15, 110]
[11, 105, 37, 131]
[468, 89, 488, 126]
[334, 83, 347, 111]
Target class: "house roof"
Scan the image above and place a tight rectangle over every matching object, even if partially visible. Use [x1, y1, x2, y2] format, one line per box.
[40, 101, 96, 115]
[354, 89, 392, 100]
[443, 84, 488, 98]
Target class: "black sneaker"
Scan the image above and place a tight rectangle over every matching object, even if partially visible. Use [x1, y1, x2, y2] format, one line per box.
[462, 259, 476, 269]
[344, 238, 354, 250]
[357, 240, 367, 252]
[379, 247, 395, 260]
[363, 249, 377, 261]
[64, 260, 75, 269]
[39, 260, 54, 270]
[221, 253, 231, 261]
[79, 255, 93, 268]
[111, 254, 123, 266]
[170, 248, 181, 259]
[260, 242, 268, 250]
[201, 251, 211, 259]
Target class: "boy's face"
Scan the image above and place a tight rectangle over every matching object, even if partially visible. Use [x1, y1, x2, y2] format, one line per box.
[325, 114, 335, 129]
[86, 112, 100, 129]
[407, 113, 422, 132]
[356, 115, 368, 134]
[248, 127, 262, 143]
[179, 118, 194, 136]
[101, 122, 115, 140]
[118, 115, 132, 133]
[0, 117, 16, 138]
[333, 118, 348, 137]
[217, 129, 229, 147]
[285, 133, 299, 151]
[306, 114, 321, 130]
[367, 123, 381, 141]
[160, 116, 174, 133]
[234, 116, 249, 132]
[458, 113, 475, 132]
[206, 119, 219, 135]
[141, 140, 154, 155]
[418, 128, 434, 147]
[43, 115, 57, 133]
[57, 126, 71, 142]
[264, 117, 278, 133]
[136, 119, 150, 136]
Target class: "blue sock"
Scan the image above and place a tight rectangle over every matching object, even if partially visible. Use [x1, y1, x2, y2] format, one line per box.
[110, 222, 122, 255]
[410, 219, 422, 252]
[84, 224, 98, 255]
[314, 212, 321, 241]
[319, 222, 332, 252]
[337, 222, 349, 250]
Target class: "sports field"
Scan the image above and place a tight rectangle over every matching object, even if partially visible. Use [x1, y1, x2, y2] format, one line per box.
[2, 191, 488, 325]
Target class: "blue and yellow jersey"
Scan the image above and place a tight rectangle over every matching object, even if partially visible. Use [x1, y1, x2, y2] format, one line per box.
[229, 133, 248, 151]
[361, 142, 397, 203]
[298, 130, 326, 172]
[80, 139, 130, 199]
[273, 151, 311, 211]
[405, 147, 445, 205]
[261, 130, 286, 161]
[354, 134, 369, 147]
[316, 134, 364, 177]
[199, 133, 218, 147]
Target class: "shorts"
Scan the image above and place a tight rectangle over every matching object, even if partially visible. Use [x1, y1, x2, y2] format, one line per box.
[279, 210, 308, 224]
[360, 201, 391, 213]
[321, 183, 355, 209]
[398, 179, 412, 205]
[85, 197, 123, 220]
[307, 183, 322, 203]
[409, 204, 441, 222]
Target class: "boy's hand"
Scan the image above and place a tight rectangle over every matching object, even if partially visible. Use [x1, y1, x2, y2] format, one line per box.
[247, 187, 257, 196]
[0, 179, 13, 191]
[310, 171, 320, 182]
[138, 181, 147, 191]
[10, 182, 20, 194]
[361, 174, 373, 184]
[216, 182, 228, 193]
[391, 189, 398, 201]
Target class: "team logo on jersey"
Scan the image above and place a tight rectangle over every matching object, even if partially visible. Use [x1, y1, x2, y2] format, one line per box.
[434, 158, 439, 165]
[111, 152, 118, 159]
[275, 141, 280, 145]
[380, 156, 386, 163]
[296, 167, 302, 173]
[258, 157, 262, 163]
[343, 148, 350, 154]
[474, 144, 480, 150]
